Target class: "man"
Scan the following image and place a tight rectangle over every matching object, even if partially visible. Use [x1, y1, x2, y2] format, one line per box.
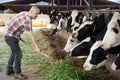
[4, 6, 41, 79]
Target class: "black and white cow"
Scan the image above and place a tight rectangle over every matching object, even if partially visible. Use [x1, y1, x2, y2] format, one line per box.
[49, 10, 63, 29]
[51, 10, 86, 36]
[49, 10, 58, 24]
[51, 12, 72, 36]
[104, 12, 120, 71]
[70, 37, 93, 58]
[71, 10, 86, 26]
[83, 12, 120, 71]
[101, 12, 120, 50]
[83, 41, 120, 71]
[70, 18, 108, 58]
[63, 20, 93, 53]
[64, 13, 106, 54]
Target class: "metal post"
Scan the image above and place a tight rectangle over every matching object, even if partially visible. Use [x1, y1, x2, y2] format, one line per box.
[51, 0, 53, 10]
[80, 0, 82, 6]
[89, 0, 93, 10]
[67, 0, 70, 11]
[57, 0, 60, 11]
[88, 0, 93, 19]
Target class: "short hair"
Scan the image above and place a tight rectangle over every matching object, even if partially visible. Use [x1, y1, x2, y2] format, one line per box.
[29, 6, 40, 12]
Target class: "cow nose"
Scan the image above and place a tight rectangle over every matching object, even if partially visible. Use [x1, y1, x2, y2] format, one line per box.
[101, 44, 104, 48]
[101, 43, 110, 50]
[101, 43, 106, 50]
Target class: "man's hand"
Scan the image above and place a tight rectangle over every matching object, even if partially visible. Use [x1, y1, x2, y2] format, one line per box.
[35, 47, 41, 54]
[35, 47, 50, 58]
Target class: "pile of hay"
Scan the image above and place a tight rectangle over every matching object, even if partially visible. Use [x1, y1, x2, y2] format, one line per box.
[36, 29, 67, 60]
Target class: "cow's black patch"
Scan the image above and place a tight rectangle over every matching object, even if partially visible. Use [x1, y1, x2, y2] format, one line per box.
[90, 47, 108, 65]
[117, 19, 120, 27]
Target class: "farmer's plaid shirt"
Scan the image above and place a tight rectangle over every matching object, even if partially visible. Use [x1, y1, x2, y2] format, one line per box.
[4, 11, 32, 39]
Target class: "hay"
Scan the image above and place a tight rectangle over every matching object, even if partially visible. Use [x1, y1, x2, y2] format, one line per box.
[36, 29, 67, 60]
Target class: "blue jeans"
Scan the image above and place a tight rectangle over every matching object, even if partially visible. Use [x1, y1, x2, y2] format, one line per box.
[5, 36, 22, 74]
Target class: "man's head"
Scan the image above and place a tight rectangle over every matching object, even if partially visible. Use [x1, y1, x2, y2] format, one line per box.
[29, 6, 40, 19]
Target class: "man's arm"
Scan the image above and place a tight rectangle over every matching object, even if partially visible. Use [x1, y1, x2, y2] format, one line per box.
[27, 31, 41, 53]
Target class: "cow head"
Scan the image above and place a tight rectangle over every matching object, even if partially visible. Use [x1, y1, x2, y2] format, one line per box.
[51, 12, 64, 36]
[72, 20, 94, 42]
[51, 12, 72, 36]
[83, 41, 109, 71]
[101, 12, 120, 50]
[63, 35, 79, 52]
[72, 14, 105, 41]
[49, 10, 58, 24]
[63, 23, 82, 52]
[63, 20, 93, 53]
[70, 38, 93, 58]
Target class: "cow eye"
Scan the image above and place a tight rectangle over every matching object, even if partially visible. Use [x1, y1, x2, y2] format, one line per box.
[71, 39, 74, 42]
[112, 28, 119, 34]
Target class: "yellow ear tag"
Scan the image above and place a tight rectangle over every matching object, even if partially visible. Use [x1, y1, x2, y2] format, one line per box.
[67, 16, 71, 19]
[56, 16, 58, 19]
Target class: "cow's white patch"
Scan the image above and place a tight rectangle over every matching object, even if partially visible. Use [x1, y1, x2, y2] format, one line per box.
[63, 35, 79, 52]
[71, 10, 79, 25]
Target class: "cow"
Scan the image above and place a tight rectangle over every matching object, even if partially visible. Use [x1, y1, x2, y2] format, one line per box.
[51, 10, 86, 36]
[63, 20, 93, 53]
[104, 12, 120, 71]
[49, 9, 58, 24]
[70, 18, 108, 58]
[83, 12, 120, 71]
[70, 37, 93, 58]
[83, 41, 120, 71]
[71, 10, 86, 26]
[83, 41, 108, 71]
[49, 10, 63, 29]
[51, 12, 72, 36]
[101, 12, 120, 50]
[64, 13, 106, 54]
